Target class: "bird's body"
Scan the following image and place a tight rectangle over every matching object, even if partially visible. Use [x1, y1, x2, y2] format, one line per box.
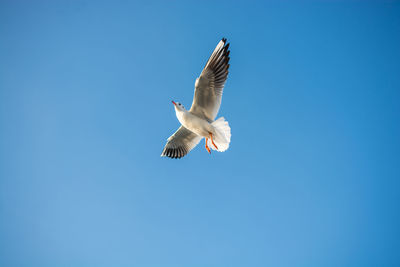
[175, 108, 214, 138]
[161, 38, 231, 159]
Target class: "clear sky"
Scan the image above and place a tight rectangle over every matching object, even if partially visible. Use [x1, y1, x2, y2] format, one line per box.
[1, 1, 399, 266]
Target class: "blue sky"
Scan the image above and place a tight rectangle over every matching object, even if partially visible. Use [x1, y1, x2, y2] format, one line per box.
[1, 1, 400, 266]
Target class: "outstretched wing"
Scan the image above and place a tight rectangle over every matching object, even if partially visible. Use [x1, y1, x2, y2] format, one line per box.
[190, 38, 230, 121]
[161, 126, 202, 159]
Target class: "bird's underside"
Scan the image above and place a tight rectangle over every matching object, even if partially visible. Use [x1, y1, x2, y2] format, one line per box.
[161, 38, 231, 159]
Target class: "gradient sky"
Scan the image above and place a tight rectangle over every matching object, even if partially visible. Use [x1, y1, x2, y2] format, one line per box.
[1, 1, 400, 267]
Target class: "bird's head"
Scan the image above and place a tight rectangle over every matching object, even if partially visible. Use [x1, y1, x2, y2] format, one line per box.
[172, 100, 186, 111]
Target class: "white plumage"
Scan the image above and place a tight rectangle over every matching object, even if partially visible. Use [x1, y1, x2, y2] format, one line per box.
[161, 38, 231, 159]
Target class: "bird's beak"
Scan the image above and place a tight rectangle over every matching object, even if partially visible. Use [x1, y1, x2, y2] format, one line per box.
[171, 100, 176, 106]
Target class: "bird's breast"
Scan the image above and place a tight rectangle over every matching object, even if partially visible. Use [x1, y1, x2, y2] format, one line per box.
[178, 112, 211, 138]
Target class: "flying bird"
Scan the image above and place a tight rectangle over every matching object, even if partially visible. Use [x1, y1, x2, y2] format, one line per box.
[161, 38, 231, 159]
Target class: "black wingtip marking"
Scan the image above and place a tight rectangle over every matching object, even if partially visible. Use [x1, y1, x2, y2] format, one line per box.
[161, 146, 188, 159]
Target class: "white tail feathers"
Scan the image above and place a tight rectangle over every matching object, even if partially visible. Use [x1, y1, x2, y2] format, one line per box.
[210, 117, 231, 152]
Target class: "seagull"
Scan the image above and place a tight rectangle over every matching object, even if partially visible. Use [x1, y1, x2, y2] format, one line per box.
[161, 38, 231, 159]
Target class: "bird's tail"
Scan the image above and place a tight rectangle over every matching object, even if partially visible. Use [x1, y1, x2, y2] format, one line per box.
[210, 117, 231, 152]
